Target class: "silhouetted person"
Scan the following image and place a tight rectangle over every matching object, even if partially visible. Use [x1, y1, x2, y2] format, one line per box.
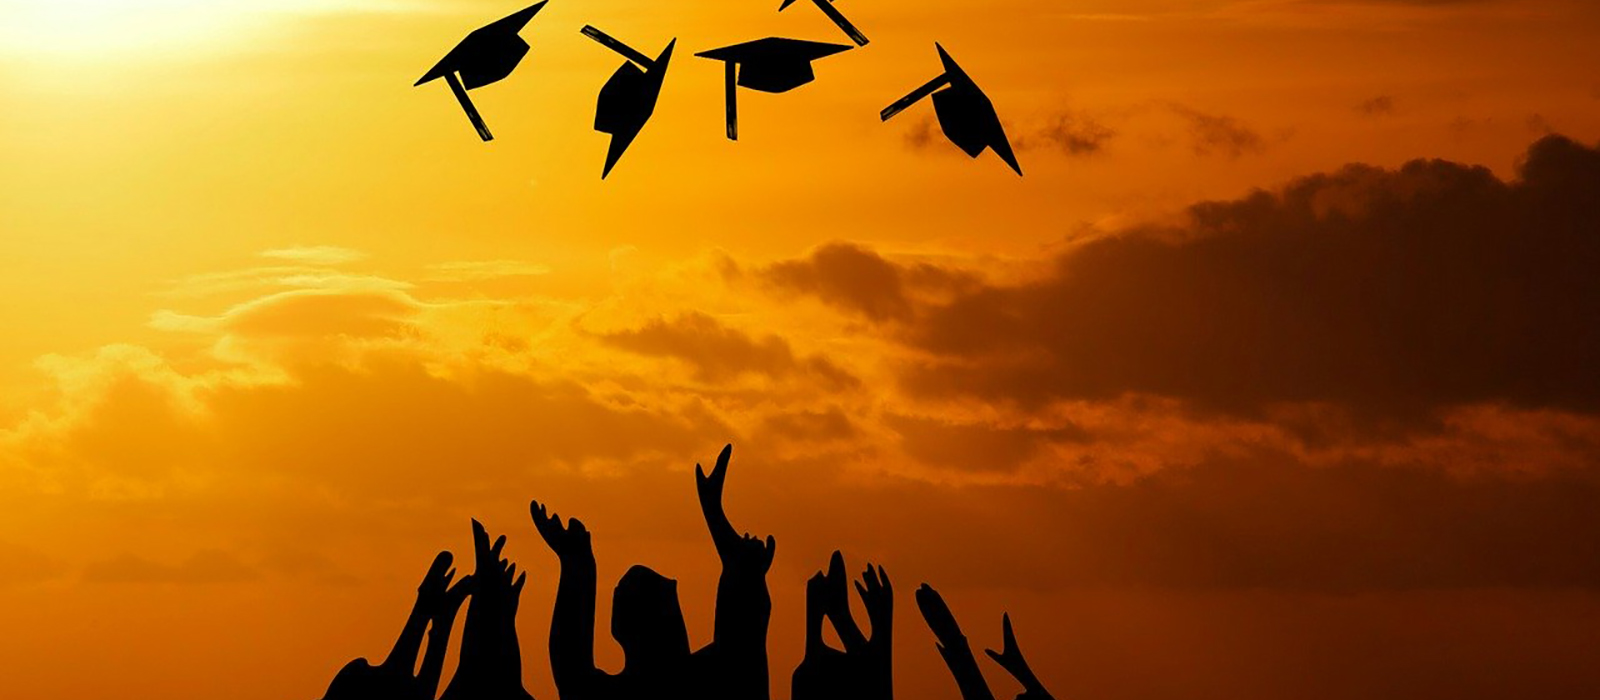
[441, 520, 534, 700]
[915, 584, 1053, 700]
[792, 551, 893, 700]
[695, 443, 779, 700]
[531, 443, 776, 700]
[322, 551, 472, 700]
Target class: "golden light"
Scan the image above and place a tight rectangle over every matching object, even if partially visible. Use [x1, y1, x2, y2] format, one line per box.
[0, 0, 380, 55]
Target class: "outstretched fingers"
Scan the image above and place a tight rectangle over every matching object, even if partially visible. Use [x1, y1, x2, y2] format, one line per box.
[917, 583, 965, 648]
[530, 500, 592, 560]
[984, 613, 1047, 693]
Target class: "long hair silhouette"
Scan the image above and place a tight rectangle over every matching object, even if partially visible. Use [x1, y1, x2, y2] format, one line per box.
[531, 444, 775, 700]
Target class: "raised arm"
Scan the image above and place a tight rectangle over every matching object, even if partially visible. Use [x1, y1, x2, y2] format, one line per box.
[917, 584, 997, 700]
[441, 520, 531, 700]
[696, 444, 776, 700]
[381, 551, 456, 678]
[532, 500, 605, 700]
[984, 615, 1054, 700]
[855, 562, 894, 700]
[824, 551, 868, 653]
[418, 572, 473, 700]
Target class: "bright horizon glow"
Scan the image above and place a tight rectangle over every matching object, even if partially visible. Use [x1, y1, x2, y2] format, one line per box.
[0, 0, 422, 55]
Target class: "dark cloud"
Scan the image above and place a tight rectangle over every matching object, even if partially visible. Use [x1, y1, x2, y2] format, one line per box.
[1356, 95, 1397, 116]
[748, 242, 979, 323]
[885, 413, 1089, 473]
[906, 135, 1600, 418]
[903, 115, 940, 151]
[1017, 112, 1118, 156]
[762, 136, 1600, 422]
[906, 111, 1115, 157]
[758, 407, 858, 443]
[598, 312, 858, 388]
[1170, 105, 1268, 158]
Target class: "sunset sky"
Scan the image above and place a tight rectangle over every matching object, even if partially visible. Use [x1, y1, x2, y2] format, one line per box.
[3, 1, 1600, 698]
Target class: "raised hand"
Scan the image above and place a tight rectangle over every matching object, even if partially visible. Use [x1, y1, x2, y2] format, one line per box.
[825, 551, 868, 652]
[323, 551, 468, 700]
[442, 520, 532, 700]
[916, 584, 968, 651]
[419, 571, 474, 700]
[414, 551, 459, 615]
[696, 444, 776, 574]
[531, 500, 593, 563]
[917, 584, 995, 700]
[854, 562, 893, 649]
[984, 615, 1053, 700]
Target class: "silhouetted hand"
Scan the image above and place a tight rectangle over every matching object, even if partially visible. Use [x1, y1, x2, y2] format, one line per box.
[825, 551, 868, 652]
[323, 551, 470, 700]
[916, 584, 969, 651]
[420, 568, 473, 700]
[984, 615, 1053, 700]
[442, 520, 532, 700]
[916, 583, 995, 700]
[806, 569, 834, 630]
[696, 444, 776, 574]
[416, 551, 462, 613]
[855, 562, 893, 648]
[531, 500, 593, 563]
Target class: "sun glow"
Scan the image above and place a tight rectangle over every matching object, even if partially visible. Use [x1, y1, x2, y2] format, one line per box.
[0, 0, 381, 55]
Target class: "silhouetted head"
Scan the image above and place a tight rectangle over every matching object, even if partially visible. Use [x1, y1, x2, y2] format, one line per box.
[611, 565, 691, 667]
[321, 659, 379, 700]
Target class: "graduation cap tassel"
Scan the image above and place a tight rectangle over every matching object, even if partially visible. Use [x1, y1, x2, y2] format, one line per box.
[813, 1, 869, 47]
[725, 61, 740, 141]
[780, 0, 869, 47]
[582, 26, 656, 69]
[445, 73, 495, 141]
[880, 74, 952, 122]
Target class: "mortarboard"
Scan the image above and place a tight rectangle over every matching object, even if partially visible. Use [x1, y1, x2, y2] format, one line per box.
[880, 43, 1021, 175]
[415, 2, 548, 142]
[583, 26, 676, 179]
[695, 38, 853, 141]
[778, 0, 870, 47]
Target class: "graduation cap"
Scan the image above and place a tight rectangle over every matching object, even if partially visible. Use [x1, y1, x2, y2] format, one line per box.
[415, 2, 547, 142]
[880, 43, 1021, 176]
[695, 38, 853, 141]
[583, 26, 675, 179]
[778, 0, 870, 47]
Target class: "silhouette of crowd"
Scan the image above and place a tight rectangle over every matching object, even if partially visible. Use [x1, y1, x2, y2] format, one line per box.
[321, 445, 1055, 700]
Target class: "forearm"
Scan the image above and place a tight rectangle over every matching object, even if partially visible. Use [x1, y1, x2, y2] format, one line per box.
[713, 568, 771, 648]
[549, 556, 600, 692]
[418, 621, 458, 699]
[937, 639, 997, 700]
[381, 602, 432, 673]
[699, 499, 739, 555]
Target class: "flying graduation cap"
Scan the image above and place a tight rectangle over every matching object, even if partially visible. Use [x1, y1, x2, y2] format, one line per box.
[695, 38, 853, 141]
[583, 26, 676, 179]
[415, 2, 547, 142]
[778, 0, 870, 47]
[881, 43, 1022, 175]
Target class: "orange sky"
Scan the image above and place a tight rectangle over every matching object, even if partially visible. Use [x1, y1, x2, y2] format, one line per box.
[3, 1, 1600, 699]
